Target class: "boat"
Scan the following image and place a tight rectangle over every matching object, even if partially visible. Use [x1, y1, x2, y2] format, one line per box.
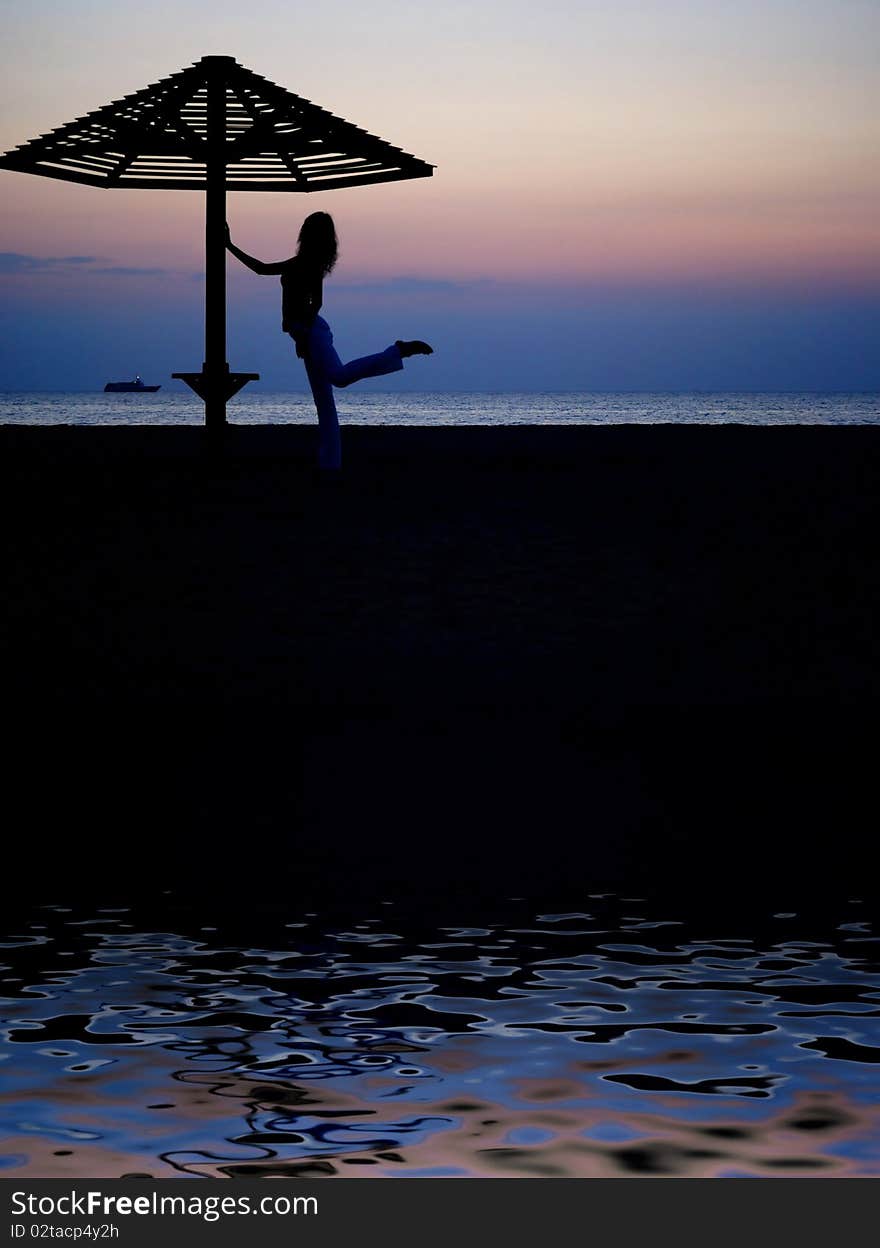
[104, 375, 161, 393]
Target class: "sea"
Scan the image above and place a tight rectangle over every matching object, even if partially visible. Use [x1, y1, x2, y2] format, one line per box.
[2, 894, 878, 1178]
[2, 384, 878, 1179]
[0, 390, 878, 426]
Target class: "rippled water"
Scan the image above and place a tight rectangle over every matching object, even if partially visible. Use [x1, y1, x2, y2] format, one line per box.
[2, 896, 878, 1178]
[1, 390, 878, 426]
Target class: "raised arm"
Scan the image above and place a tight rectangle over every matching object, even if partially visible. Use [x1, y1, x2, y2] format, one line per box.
[225, 224, 293, 276]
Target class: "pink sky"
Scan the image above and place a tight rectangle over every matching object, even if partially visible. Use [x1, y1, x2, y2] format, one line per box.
[1, 1, 878, 390]
[2, 0, 878, 288]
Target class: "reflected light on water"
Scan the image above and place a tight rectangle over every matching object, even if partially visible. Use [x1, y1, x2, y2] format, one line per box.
[1, 896, 878, 1177]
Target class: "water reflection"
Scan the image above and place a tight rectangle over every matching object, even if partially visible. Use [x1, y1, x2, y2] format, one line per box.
[1, 897, 878, 1177]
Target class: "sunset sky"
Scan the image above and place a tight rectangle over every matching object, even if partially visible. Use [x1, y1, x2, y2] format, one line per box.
[1, 0, 878, 391]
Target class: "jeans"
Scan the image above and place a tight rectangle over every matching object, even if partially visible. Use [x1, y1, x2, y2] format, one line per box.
[290, 316, 403, 470]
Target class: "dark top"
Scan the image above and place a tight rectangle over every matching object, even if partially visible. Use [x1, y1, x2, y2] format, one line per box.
[281, 256, 323, 332]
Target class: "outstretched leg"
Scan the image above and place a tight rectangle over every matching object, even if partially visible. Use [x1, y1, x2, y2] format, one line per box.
[297, 317, 433, 469]
[308, 318, 404, 389]
[396, 340, 433, 358]
[330, 343, 404, 388]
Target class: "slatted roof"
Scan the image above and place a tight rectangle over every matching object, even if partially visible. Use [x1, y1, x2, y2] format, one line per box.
[0, 56, 434, 192]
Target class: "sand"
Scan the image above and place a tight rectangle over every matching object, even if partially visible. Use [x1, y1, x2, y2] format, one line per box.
[3, 423, 878, 906]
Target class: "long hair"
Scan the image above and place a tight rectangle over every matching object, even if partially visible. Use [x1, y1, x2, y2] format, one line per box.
[296, 211, 338, 276]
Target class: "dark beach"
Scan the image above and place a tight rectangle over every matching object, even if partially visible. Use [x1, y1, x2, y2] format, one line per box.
[4, 421, 879, 1180]
[3, 423, 878, 913]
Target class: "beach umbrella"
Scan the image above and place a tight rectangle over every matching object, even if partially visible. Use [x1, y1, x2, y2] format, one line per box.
[0, 55, 434, 428]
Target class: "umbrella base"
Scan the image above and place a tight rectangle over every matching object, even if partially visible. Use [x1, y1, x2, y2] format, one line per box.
[172, 365, 260, 424]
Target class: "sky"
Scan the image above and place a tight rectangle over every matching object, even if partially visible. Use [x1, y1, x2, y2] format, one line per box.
[1, 0, 879, 392]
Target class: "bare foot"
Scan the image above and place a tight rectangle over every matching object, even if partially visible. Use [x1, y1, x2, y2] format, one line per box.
[395, 339, 433, 357]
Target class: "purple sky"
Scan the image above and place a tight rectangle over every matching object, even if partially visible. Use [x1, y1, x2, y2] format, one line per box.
[1, 1, 878, 391]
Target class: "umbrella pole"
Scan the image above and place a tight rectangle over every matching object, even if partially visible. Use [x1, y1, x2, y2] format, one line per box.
[171, 59, 258, 420]
[204, 58, 227, 432]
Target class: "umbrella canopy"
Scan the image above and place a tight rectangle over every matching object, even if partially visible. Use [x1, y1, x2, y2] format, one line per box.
[0, 55, 434, 425]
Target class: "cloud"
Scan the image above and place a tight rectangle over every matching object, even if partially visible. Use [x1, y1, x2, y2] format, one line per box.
[333, 275, 493, 296]
[0, 253, 181, 278]
[89, 266, 171, 277]
[0, 253, 99, 273]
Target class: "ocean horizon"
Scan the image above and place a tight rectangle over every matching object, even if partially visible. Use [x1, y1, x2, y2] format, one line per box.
[1, 390, 878, 427]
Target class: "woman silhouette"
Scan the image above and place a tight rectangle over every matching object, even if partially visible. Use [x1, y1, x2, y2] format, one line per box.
[225, 212, 432, 472]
